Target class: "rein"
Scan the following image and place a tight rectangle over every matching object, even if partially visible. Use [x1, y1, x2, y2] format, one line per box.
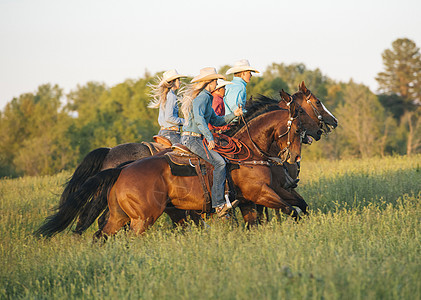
[240, 113, 272, 159]
[202, 133, 251, 161]
[206, 108, 297, 165]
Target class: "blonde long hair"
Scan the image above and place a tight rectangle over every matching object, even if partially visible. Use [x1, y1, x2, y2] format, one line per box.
[180, 80, 212, 126]
[148, 77, 178, 109]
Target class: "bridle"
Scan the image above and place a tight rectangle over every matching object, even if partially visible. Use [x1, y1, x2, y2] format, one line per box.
[240, 102, 300, 164]
[301, 91, 324, 124]
[275, 100, 300, 162]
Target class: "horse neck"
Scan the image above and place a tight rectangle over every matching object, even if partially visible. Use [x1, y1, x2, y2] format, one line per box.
[233, 110, 289, 159]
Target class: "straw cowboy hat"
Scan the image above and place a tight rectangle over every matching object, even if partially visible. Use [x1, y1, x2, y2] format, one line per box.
[161, 69, 186, 83]
[226, 59, 260, 75]
[214, 79, 232, 90]
[191, 67, 226, 83]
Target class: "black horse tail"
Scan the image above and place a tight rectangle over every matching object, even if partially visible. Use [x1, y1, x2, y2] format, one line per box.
[34, 168, 122, 238]
[72, 179, 112, 235]
[59, 147, 111, 206]
[73, 160, 136, 235]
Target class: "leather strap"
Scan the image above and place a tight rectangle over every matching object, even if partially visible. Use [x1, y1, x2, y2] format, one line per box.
[194, 157, 212, 213]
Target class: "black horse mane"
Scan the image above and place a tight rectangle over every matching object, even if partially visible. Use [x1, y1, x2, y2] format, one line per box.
[224, 94, 286, 136]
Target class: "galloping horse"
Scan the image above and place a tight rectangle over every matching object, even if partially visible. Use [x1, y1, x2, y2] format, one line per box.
[244, 82, 338, 223]
[60, 82, 333, 211]
[79, 91, 323, 232]
[58, 82, 327, 232]
[35, 97, 317, 238]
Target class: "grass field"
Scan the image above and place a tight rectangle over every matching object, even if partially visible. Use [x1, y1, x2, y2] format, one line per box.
[1, 155, 420, 299]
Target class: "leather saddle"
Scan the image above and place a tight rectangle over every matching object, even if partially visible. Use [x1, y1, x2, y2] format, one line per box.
[164, 143, 212, 177]
[165, 143, 213, 212]
[153, 135, 172, 147]
[141, 135, 173, 155]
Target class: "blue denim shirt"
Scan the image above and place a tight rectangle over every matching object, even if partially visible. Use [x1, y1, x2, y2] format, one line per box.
[183, 89, 236, 141]
[158, 90, 184, 128]
[224, 77, 247, 115]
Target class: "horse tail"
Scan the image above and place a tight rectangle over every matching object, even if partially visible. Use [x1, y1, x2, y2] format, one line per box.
[73, 160, 135, 235]
[59, 147, 110, 206]
[72, 176, 114, 235]
[34, 168, 122, 238]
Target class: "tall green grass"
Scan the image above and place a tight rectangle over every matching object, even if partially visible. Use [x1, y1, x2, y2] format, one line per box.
[1, 155, 420, 299]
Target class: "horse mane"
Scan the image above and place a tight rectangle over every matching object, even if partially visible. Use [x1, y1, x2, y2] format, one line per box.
[224, 94, 286, 136]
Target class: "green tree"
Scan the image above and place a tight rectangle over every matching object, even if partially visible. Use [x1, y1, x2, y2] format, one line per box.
[0, 84, 78, 176]
[376, 38, 421, 113]
[335, 81, 395, 158]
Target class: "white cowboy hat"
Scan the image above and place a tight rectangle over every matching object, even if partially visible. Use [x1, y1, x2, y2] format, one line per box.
[191, 67, 226, 83]
[226, 59, 260, 75]
[161, 69, 186, 83]
[214, 79, 232, 90]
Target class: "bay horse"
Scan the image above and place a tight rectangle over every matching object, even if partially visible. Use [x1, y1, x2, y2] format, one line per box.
[59, 81, 332, 213]
[249, 82, 338, 223]
[78, 92, 323, 233]
[35, 97, 317, 238]
[59, 84, 326, 233]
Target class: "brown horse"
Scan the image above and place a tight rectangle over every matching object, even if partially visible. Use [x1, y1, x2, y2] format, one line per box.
[98, 107, 307, 237]
[57, 86, 322, 233]
[241, 82, 338, 224]
[35, 97, 315, 238]
[85, 93, 322, 232]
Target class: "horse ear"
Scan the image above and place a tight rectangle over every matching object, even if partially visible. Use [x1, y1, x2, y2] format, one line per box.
[299, 81, 307, 92]
[279, 89, 290, 101]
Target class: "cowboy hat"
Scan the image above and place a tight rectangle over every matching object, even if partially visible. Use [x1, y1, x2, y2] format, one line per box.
[191, 67, 226, 83]
[214, 79, 232, 90]
[226, 59, 259, 75]
[161, 69, 186, 83]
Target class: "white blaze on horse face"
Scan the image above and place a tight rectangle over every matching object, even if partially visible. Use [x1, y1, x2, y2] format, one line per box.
[321, 102, 337, 120]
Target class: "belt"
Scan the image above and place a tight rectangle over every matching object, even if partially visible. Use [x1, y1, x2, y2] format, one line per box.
[181, 131, 202, 137]
[160, 126, 180, 131]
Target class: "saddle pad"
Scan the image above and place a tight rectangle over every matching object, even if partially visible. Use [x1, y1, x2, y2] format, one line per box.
[164, 152, 207, 177]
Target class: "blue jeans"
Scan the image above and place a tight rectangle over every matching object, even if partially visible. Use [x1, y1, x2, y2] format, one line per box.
[158, 130, 181, 144]
[181, 135, 226, 208]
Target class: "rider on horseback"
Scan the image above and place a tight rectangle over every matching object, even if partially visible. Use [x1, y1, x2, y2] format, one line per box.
[148, 69, 187, 144]
[224, 59, 259, 115]
[180, 67, 243, 217]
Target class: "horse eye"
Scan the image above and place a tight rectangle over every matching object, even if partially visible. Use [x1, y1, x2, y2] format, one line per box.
[316, 100, 321, 105]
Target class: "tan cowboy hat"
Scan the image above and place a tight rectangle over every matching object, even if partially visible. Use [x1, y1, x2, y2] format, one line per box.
[214, 79, 232, 90]
[226, 59, 260, 75]
[161, 69, 186, 83]
[191, 67, 226, 83]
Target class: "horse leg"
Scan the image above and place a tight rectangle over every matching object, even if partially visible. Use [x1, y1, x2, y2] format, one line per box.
[164, 206, 190, 227]
[253, 184, 300, 220]
[275, 188, 309, 215]
[238, 201, 260, 228]
[93, 189, 130, 241]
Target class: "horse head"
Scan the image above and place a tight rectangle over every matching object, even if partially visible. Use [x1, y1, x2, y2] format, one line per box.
[279, 89, 322, 143]
[294, 81, 338, 133]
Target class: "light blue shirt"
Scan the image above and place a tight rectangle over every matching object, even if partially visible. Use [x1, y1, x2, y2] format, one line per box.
[183, 89, 236, 141]
[224, 77, 247, 115]
[158, 90, 184, 128]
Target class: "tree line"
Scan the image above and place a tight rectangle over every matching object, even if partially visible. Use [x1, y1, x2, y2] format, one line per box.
[1, 38, 420, 177]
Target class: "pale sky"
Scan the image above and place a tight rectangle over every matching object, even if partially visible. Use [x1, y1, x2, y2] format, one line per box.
[1, 0, 420, 110]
